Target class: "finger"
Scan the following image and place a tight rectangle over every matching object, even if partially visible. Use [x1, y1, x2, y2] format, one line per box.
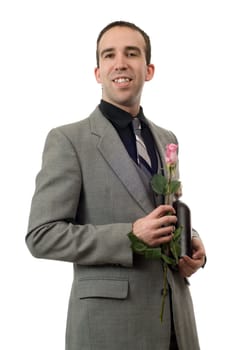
[178, 259, 195, 277]
[148, 205, 175, 219]
[151, 233, 173, 247]
[192, 251, 204, 260]
[152, 217, 177, 233]
[147, 225, 175, 247]
[154, 225, 175, 238]
[181, 255, 203, 272]
[159, 215, 177, 227]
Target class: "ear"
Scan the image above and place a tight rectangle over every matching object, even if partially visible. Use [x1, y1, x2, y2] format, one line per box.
[145, 64, 155, 82]
[94, 67, 101, 83]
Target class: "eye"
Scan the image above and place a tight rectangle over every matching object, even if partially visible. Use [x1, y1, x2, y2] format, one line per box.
[103, 52, 114, 59]
[127, 51, 137, 57]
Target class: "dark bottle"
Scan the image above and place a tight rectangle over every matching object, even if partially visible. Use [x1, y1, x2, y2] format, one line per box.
[173, 200, 192, 257]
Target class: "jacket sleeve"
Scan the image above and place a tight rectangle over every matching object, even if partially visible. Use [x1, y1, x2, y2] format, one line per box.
[25, 128, 133, 267]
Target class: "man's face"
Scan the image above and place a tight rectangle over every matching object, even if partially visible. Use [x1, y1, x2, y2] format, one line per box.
[95, 26, 154, 115]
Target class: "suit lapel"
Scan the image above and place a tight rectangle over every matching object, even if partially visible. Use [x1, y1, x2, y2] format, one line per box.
[90, 109, 154, 214]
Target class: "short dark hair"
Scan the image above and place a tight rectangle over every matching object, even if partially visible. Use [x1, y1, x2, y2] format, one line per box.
[96, 20, 151, 67]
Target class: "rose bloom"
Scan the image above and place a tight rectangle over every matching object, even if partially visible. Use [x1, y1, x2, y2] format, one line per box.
[165, 143, 178, 166]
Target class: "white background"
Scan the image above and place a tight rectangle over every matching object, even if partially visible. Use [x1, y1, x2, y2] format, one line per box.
[1, 1, 241, 349]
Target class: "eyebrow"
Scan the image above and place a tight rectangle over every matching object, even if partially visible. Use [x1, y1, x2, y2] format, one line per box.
[100, 46, 142, 58]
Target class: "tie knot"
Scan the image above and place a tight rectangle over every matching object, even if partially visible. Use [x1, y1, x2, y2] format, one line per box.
[132, 118, 141, 131]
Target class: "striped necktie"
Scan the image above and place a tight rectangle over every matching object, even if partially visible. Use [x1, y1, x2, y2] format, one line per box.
[132, 118, 152, 174]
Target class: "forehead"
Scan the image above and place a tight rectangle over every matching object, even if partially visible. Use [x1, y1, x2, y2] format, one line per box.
[98, 26, 146, 52]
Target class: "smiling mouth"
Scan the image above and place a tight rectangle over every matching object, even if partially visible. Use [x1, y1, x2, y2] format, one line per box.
[113, 78, 132, 83]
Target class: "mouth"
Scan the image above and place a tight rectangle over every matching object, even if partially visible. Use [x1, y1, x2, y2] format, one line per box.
[112, 77, 133, 88]
[113, 77, 132, 83]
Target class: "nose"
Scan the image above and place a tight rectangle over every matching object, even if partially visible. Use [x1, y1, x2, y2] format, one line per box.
[114, 53, 128, 71]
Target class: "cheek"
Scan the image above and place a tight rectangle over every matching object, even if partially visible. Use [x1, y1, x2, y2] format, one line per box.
[137, 67, 150, 82]
[95, 68, 111, 84]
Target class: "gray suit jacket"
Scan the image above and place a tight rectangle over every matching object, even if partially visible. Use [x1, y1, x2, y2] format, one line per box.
[26, 107, 200, 350]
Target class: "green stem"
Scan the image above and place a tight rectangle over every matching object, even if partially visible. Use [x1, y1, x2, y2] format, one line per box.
[160, 263, 168, 322]
[166, 165, 173, 205]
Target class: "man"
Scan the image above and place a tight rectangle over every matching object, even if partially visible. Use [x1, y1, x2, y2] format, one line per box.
[26, 21, 206, 350]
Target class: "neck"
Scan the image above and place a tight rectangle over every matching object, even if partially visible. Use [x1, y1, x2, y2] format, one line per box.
[102, 99, 140, 117]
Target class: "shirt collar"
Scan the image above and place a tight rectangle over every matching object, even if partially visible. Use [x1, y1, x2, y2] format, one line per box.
[99, 99, 147, 129]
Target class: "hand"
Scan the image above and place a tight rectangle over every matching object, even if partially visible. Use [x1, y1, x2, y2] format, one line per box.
[132, 205, 177, 247]
[178, 237, 206, 277]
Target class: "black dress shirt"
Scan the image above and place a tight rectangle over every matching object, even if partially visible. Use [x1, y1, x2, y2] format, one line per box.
[99, 100, 158, 175]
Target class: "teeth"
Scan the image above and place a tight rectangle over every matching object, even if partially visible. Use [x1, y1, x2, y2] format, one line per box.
[114, 78, 130, 83]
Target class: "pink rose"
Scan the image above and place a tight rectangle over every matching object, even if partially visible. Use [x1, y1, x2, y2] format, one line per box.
[165, 143, 178, 166]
